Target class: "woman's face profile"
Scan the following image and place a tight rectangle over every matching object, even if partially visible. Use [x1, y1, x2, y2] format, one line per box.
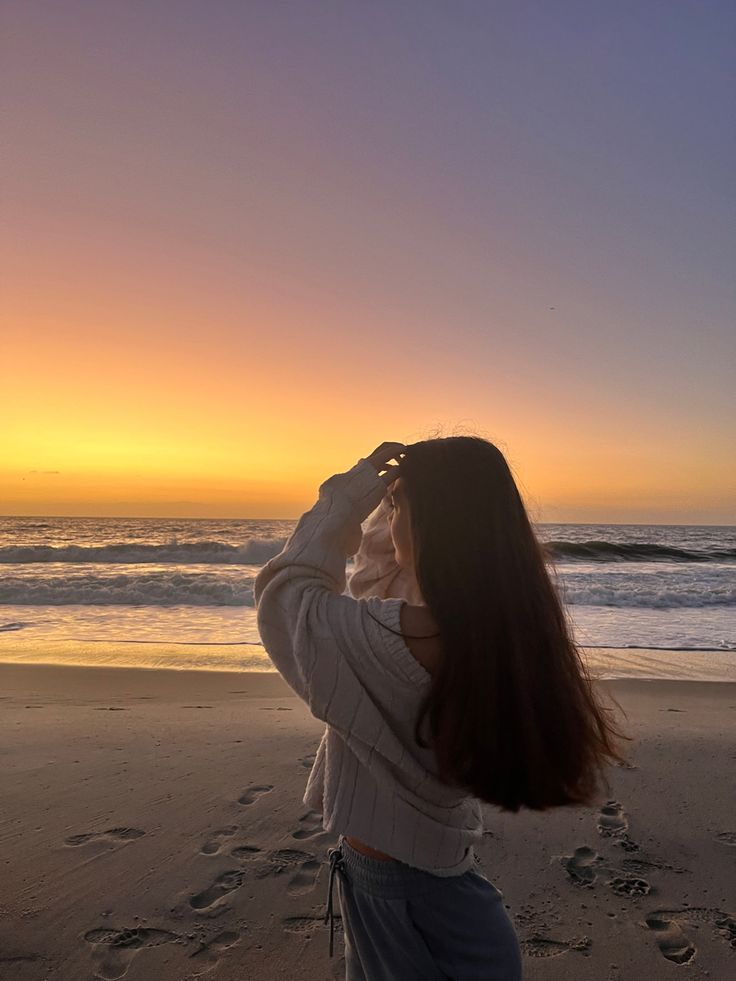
[388, 478, 414, 569]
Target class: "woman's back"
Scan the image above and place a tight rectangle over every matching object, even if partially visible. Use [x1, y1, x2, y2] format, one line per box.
[254, 456, 484, 875]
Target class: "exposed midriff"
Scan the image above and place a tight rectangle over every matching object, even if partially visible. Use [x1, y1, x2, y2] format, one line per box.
[344, 835, 397, 861]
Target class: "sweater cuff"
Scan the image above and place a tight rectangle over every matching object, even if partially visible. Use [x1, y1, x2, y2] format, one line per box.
[319, 457, 389, 514]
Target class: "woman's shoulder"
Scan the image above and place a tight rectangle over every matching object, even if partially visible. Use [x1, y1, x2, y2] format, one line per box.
[399, 602, 439, 635]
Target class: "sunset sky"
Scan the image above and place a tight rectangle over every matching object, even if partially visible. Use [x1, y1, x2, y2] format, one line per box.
[2, 1, 734, 523]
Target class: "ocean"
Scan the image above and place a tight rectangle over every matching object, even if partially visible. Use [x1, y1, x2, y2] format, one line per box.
[1, 517, 734, 679]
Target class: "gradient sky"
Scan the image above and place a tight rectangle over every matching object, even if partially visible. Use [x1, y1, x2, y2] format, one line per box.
[2, 0, 734, 523]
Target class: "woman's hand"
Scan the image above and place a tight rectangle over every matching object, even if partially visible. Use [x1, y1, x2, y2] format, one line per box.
[365, 442, 405, 486]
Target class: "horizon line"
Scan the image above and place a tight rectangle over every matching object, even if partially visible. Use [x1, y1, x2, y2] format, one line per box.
[1, 513, 734, 529]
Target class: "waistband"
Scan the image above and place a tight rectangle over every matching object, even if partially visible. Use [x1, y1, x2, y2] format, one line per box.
[323, 835, 478, 956]
[339, 835, 476, 890]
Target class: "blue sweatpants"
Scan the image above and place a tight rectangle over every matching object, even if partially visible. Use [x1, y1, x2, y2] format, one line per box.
[325, 834, 522, 980]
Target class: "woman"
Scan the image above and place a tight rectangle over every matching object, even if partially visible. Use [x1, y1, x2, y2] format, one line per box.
[254, 437, 628, 980]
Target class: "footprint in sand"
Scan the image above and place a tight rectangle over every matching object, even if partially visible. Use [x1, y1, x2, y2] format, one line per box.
[670, 907, 734, 947]
[200, 826, 239, 856]
[84, 926, 179, 980]
[287, 858, 321, 896]
[562, 846, 653, 898]
[292, 809, 323, 840]
[520, 934, 591, 958]
[283, 913, 340, 937]
[94, 707, 128, 711]
[298, 752, 317, 769]
[714, 831, 736, 847]
[66, 828, 145, 847]
[563, 846, 603, 886]
[188, 929, 240, 977]
[238, 784, 273, 806]
[715, 913, 736, 948]
[597, 800, 628, 837]
[190, 870, 246, 910]
[231, 843, 263, 860]
[251, 848, 321, 895]
[644, 914, 696, 965]
[608, 875, 651, 898]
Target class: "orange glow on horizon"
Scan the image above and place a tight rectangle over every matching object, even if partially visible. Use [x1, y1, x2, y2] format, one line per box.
[4, 301, 734, 522]
[3, 291, 734, 523]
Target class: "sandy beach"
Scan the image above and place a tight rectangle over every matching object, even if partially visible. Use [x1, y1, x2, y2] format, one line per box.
[1, 659, 734, 980]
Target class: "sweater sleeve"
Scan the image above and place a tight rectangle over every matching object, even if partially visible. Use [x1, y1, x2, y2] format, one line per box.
[253, 457, 398, 723]
[347, 495, 424, 604]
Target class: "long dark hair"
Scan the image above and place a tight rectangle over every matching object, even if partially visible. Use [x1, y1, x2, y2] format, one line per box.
[400, 435, 630, 811]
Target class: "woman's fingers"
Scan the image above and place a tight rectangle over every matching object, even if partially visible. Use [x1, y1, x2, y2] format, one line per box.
[366, 442, 406, 477]
[376, 462, 401, 486]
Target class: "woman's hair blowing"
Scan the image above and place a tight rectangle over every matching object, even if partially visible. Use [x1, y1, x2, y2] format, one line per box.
[400, 435, 630, 811]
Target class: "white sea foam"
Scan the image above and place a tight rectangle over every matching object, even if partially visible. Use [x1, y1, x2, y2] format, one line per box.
[1, 517, 734, 655]
[0, 538, 286, 565]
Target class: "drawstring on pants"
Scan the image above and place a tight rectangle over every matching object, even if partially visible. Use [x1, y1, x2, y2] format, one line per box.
[325, 841, 346, 957]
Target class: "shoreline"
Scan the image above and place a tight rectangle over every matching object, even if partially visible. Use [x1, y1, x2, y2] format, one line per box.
[1, 638, 735, 682]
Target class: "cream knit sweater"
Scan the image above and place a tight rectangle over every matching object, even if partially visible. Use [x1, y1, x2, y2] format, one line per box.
[253, 456, 483, 875]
